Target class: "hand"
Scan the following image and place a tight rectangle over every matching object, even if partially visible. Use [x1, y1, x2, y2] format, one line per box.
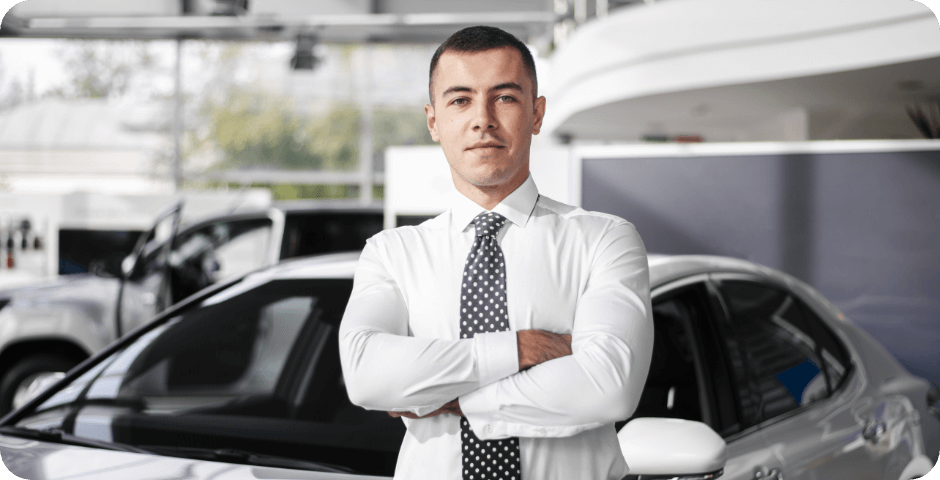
[388, 398, 463, 419]
[517, 330, 572, 371]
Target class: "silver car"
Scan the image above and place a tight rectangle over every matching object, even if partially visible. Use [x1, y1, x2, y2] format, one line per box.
[0, 252, 937, 480]
[0, 202, 383, 416]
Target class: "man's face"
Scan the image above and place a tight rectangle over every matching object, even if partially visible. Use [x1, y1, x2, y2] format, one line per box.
[425, 47, 546, 191]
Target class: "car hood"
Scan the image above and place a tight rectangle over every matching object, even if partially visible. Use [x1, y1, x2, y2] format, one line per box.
[0, 434, 387, 480]
[0, 275, 120, 319]
[0, 274, 116, 301]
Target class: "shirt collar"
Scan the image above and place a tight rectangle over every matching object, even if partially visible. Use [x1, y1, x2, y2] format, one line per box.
[450, 173, 540, 233]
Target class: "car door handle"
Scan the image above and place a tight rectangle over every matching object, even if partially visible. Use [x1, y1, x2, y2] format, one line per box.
[754, 467, 783, 480]
[863, 420, 887, 442]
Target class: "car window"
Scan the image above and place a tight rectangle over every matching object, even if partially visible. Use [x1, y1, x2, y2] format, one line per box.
[620, 284, 712, 431]
[793, 297, 852, 394]
[168, 218, 273, 303]
[280, 212, 383, 260]
[133, 212, 180, 279]
[200, 219, 272, 281]
[16, 278, 405, 477]
[717, 280, 829, 425]
[706, 281, 759, 437]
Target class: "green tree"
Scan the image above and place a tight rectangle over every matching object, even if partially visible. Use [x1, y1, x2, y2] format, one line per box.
[374, 106, 435, 153]
[194, 87, 435, 173]
[50, 39, 157, 99]
[195, 86, 361, 171]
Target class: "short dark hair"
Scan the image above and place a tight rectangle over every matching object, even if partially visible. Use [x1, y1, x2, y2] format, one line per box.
[428, 26, 538, 103]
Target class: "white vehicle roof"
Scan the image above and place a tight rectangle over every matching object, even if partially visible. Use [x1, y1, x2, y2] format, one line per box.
[243, 251, 795, 290]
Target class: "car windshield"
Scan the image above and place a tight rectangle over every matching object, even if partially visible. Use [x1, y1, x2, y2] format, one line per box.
[11, 277, 405, 476]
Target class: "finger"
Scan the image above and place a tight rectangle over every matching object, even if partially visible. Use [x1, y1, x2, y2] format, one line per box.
[388, 411, 401, 417]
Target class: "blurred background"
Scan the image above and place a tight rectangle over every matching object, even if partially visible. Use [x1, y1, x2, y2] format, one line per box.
[0, 0, 937, 386]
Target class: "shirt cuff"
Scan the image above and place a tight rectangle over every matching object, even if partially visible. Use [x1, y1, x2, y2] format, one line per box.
[473, 330, 519, 386]
[459, 381, 506, 439]
[460, 382, 603, 440]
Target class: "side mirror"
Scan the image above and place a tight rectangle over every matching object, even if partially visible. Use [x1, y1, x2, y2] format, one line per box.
[89, 253, 126, 278]
[618, 418, 726, 480]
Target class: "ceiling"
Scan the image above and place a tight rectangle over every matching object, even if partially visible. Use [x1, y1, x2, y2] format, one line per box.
[554, 56, 940, 142]
[0, 0, 558, 44]
[542, 0, 940, 142]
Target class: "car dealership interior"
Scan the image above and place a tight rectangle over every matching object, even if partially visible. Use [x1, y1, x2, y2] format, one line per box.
[0, 0, 938, 479]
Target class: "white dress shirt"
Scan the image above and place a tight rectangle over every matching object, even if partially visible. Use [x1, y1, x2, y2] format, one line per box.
[339, 173, 653, 480]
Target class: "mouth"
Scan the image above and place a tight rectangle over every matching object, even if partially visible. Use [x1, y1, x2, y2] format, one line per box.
[467, 143, 505, 151]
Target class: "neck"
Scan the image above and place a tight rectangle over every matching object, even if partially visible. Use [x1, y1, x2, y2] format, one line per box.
[454, 169, 529, 211]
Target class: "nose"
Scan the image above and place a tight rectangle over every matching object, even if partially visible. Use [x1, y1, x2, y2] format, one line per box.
[471, 101, 497, 132]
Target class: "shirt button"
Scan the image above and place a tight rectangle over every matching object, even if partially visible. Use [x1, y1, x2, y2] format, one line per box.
[484, 424, 493, 434]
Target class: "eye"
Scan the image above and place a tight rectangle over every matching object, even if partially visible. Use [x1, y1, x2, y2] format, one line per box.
[497, 95, 516, 103]
[451, 98, 469, 106]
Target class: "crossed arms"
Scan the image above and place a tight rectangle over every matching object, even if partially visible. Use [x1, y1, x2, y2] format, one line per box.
[387, 330, 574, 419]
[338, 222, 653, 440]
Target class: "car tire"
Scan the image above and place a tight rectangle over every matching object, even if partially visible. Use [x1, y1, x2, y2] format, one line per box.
[0, 353, 78, 415]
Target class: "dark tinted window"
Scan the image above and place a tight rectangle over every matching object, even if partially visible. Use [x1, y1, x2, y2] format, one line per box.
[718, 281, 829, 424]
[795, 299, 852, 394]
[620, 285, 712, 431]
[17, 278, 404, 476]
[58, 229, 142, 275]
[709, 283, 760, 435]
[280, 212, 383, 259]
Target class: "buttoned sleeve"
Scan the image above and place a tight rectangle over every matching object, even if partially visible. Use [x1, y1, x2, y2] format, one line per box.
[459, 221, 653, 439]
[339, 235, 520, 416]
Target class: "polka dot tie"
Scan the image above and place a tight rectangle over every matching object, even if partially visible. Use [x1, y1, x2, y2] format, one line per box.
[460, 212, 521, 480]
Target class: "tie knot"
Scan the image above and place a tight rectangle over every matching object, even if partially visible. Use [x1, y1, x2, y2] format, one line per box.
[472, 212, 507, 237]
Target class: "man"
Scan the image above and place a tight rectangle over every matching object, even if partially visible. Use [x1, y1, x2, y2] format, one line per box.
[339, 26, 653, 480]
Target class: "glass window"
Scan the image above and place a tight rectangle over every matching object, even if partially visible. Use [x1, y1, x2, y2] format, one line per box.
[621, 285, 709, 430]
[718, 281, 828, 424]
[709, 284, 762, 434]
[168, 218, 272, 302]
[16, 278, 405, 477]
[795, 300, 852, 394]
[279, 212, 383, 260]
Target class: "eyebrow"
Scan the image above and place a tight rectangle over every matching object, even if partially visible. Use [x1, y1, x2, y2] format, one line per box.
[441, 82, 525, 99]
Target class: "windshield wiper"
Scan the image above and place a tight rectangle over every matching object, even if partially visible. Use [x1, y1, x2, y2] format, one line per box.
[0, 426, 153, 455]
[139, 445, 357, 474]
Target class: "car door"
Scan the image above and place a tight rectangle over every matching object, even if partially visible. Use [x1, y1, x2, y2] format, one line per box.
[167, 216, 276, 303]
[115, 203, 183, 339]
[17, 276, 404, 477]
[120, 215, 277, 336]
[711, 276, 896, 480]
[624, 277, 784, 480]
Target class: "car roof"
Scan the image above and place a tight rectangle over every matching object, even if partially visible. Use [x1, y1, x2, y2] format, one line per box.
[244, 251, 792, 289]
[179, 202, 384, 232]
[272, 199, 384, 212]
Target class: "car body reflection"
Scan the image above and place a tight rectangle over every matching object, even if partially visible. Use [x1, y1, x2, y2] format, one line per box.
[0, 252, 936, 480]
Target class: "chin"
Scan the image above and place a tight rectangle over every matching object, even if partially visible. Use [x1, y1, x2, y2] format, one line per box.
[466, 168, 514, 187]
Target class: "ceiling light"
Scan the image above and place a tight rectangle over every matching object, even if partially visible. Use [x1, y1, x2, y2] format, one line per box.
[291, 34, 320, 71]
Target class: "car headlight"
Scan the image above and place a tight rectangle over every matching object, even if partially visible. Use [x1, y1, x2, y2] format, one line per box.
[928, 384, 940, 422]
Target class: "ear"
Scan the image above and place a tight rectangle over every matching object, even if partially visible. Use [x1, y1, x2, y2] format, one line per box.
[425, 103, 440, 142]
[531, 96, 546, 135]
